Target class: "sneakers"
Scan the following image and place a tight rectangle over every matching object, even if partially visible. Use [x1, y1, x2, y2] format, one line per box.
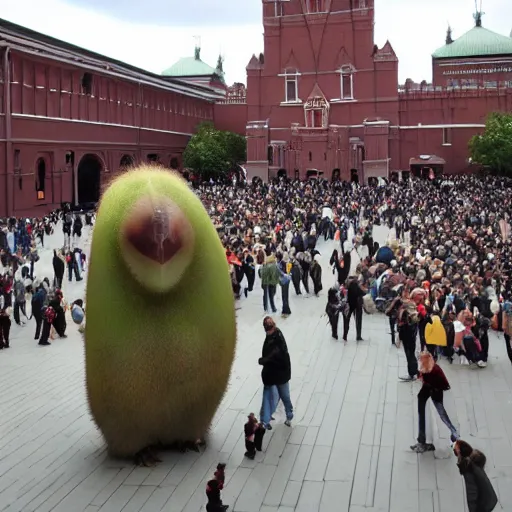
[411, 443, 435, 453]
[460, 355, 469, 365]
[477, 360, 487, 368]
[399, 375, 417, 382]
[284, 420, 292, 427]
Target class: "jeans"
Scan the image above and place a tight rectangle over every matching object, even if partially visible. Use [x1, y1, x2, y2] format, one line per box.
[417, 386, 459, 444]
[261, 383, 293, 426]
[260, 386, 279, 419]
[262, 285, 277, 313]
[280, 282, 291, 315]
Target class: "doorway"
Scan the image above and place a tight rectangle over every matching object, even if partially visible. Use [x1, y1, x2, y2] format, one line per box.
[332, 168, 340, 182]
[77, 154, 102, 205]
[277, 169, 287, 179]
[350, 168, 359, 184]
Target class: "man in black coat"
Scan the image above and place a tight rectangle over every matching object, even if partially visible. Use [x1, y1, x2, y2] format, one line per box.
[258, 317, 294, 429]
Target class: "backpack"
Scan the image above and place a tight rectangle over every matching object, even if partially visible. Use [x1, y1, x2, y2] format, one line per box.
[44, 306, 56, 324]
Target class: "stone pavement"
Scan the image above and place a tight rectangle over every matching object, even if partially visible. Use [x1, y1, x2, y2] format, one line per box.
[1, 232, 512, 511]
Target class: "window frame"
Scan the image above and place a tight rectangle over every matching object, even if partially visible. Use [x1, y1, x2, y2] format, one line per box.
[284, 70, 300, 103]
[442, 127, 452, 146]
[274, 0, 283, 17]
[341, 69, 354, 100]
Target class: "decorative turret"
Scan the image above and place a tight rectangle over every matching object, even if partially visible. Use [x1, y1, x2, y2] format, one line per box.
[446, 25, 453, 44]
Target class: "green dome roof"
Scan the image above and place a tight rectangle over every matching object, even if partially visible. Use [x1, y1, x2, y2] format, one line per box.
[162, 56, 218, 77]
[433, 26, 512, 59]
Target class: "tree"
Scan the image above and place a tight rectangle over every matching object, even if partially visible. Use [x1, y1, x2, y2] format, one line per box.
[183, 123, 246, 180]
[469, 113, 512, 175]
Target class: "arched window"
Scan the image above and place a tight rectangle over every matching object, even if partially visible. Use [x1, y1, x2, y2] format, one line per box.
[120, 154, 134, 170]
[35, 158, 46, 200]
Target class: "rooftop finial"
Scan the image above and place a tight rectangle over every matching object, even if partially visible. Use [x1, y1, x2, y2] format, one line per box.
[193, 35, 201, 60]
[474, 0, 484, 27]
[446, 24, 453, 44]
[216, 54, 224, 74]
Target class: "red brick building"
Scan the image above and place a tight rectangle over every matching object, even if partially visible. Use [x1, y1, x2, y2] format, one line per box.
[0, 19, 222, 217]
[214, 2, 512, 183]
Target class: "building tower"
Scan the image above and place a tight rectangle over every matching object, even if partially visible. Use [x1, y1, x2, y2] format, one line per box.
[245, 0, 399, 183]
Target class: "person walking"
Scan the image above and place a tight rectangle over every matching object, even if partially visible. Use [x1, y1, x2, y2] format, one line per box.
[276, 253, 291, 317]
[258, 317, 294, 430]
[258, 253, 280, 314]
[411, 352, 460, 453]
[343, 276, 365, 342]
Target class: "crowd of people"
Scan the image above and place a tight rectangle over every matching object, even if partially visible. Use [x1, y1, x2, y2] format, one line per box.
[0, 206, 88, 348]
[1, 173, 509, 511]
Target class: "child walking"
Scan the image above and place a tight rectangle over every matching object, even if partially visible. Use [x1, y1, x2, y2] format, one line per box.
[411, 351, 460, 453]
[205, 463, 229, 512]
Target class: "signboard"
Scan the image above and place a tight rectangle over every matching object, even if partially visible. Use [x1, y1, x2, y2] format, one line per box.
[443, 66, 512, 76]
[305, 97, 328, 109]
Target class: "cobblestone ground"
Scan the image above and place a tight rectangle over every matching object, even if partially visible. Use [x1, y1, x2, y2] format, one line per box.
[0, 226, 511, 511]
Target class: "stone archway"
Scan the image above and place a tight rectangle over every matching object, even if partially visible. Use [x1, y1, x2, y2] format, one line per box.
[277, 168, 287, 179]
[77, 154, 103, 205]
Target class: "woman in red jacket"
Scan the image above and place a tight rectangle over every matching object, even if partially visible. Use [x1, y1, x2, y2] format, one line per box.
[411, 351, 460, 453]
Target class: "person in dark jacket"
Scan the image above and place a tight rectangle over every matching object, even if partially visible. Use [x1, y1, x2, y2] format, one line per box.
[205, 469, 229, 512]
[0, 278, 12, 349]
[343, 277, 365, 342]
[258, 317, 294, 429]
[31, 285, 46, 341]
[242, 249, 255, 296]
[454, 441, 498, 512]
[326, 287, 342, 340]
[52, 250, 65, 289]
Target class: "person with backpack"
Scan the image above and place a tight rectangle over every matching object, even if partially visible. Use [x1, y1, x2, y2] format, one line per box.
[397, 288, 420, 381]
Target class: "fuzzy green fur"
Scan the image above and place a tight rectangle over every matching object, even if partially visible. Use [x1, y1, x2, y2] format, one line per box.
[85, 167, 236, 457]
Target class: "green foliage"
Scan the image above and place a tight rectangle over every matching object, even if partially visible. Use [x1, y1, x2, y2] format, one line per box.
[469, 113, 512, 175]
[183, 123, 246, 180]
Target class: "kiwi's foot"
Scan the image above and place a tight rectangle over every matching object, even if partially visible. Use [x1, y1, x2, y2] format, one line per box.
[160, 439, 205, 453]
[134, 446, 162, 467]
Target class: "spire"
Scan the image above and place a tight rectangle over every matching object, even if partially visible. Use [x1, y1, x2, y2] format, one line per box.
[446, 25, 453, 44]
[216, 54, 224, 74]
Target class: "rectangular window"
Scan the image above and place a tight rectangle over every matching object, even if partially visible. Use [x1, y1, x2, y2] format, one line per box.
[14, 150, 20, 171]
[443, 127, 452, 145]
[274, 0, 283, 16]
[285, 75, 298, 102]
[313, 109, 322, 127]
[341, 73, 353, 99]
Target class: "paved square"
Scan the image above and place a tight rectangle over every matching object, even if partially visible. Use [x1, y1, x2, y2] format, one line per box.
[1, 235, 512, 512]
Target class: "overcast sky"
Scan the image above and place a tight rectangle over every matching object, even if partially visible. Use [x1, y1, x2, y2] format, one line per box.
[1, 0, 511, 85]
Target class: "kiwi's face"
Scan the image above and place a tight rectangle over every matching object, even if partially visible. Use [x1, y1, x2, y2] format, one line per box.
[119, 195, 195, 293]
